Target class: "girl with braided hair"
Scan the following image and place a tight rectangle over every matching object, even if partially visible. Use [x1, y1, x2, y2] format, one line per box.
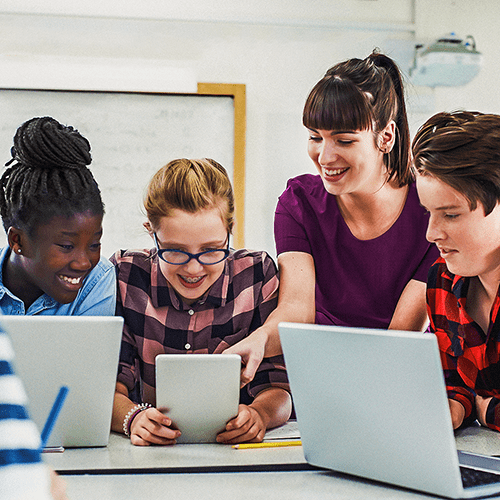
[0, 116, 115, 315]
[224, 51, 439, 384]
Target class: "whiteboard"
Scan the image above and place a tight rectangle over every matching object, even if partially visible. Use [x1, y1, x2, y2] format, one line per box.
[0, 89, 235, 259]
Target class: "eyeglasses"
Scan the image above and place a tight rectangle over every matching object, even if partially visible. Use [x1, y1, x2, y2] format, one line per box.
[153, 233, 230, 265]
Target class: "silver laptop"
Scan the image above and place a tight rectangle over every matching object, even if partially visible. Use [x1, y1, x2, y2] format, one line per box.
[279, 322, 500, 499]
[155, 354, 240, 443]
[3, 315, 123, 448]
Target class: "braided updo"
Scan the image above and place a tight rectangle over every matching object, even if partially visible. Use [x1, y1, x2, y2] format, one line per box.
[0, 117, 104, 236]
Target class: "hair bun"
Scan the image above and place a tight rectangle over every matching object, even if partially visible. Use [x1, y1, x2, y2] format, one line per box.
[7, 116, 92, 170]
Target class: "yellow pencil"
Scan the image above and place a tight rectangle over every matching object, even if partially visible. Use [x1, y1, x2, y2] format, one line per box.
[232, 440, 302, 449]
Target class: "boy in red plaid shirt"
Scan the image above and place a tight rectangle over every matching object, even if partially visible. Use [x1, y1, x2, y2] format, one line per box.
[414, 111, 500, 431]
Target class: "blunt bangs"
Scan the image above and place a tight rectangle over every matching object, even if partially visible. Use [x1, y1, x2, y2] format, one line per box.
[303, 77, 373, 132]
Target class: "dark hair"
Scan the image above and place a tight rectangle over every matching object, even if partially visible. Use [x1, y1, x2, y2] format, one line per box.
[412, 110, 500, 216]
[0, 117, 104, 236]
[303, 51, 412, 187]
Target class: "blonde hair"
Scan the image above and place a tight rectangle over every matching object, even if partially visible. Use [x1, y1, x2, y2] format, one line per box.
[144, 158, 234, 232]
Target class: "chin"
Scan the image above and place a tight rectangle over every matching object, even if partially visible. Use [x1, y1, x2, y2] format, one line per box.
[444, 262, 470, 277]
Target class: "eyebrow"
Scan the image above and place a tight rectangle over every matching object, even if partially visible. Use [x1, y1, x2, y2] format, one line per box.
[160, 238, 226, 248]
[307, 127, 357, 135]
[419, 203, 462, 211]
[433, 205, 462, 211]
[59, 229, 103, 237]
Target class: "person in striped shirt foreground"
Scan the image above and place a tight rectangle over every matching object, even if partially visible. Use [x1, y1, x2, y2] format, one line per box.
[414, 111, 500, 432]
[0, 328, 67, 499]
[110, 158, 291, 446]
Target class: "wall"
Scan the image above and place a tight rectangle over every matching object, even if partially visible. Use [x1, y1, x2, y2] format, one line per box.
[0, 0, 498, 257]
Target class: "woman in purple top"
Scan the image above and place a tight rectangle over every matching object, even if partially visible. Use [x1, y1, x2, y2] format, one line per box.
[225, 51, 439, 384]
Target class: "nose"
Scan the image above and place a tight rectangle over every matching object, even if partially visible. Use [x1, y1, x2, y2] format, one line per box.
[71, 249, 93, 271]
[426, 214, 444, 243]
[318, 139, 338, 166]
[182, 256, 205, 274]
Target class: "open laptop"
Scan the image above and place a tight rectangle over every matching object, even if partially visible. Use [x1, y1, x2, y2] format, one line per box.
[279, 322, 500, 499]
[155, 354, 240, 443]
[3, 315, 123, 448]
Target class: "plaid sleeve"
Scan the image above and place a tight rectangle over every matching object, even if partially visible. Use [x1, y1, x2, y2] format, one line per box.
[438, 344, 476, 423]
[245, 253, 290, 399]
[427, 260, 475, 421]
[111, 251, 140, 398]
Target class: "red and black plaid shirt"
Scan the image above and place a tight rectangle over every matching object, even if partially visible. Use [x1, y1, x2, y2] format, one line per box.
[110, 248, 289, 406]
[427, 257, 500, 431]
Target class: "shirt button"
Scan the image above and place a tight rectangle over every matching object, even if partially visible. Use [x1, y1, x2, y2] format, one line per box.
[188, 309, 194, 315]
[185, 343, 191, 349]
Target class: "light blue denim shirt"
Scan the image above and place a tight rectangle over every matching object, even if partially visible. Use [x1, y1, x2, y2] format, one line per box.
[0, 246, 116, 316]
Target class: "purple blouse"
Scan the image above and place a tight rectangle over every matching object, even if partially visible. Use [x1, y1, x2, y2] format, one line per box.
[274, 174, 439, 329]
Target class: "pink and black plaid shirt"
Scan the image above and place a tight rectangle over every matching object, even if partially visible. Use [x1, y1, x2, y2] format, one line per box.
[110, 248, 289, 406]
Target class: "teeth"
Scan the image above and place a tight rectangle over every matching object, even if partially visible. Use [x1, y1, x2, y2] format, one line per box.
[59, 275, 82, 285]
[325, 168, 347, 176]
[181, 276, 203, 284]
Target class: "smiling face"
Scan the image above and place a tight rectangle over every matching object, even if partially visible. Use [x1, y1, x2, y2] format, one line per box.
[151, 206, 228, 305]
[416, 173, 500, 280]
[9, 211, 103, 306]
[306, 124, 394, 196]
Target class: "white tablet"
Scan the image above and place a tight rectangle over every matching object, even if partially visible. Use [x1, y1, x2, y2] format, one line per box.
[155, 354, 241, 443]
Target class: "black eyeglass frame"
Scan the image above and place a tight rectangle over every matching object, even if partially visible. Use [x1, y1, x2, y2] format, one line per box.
[153, 232, 231, 265]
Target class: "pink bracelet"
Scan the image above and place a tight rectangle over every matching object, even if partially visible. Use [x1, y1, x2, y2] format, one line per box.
[123, 403, 152, 437]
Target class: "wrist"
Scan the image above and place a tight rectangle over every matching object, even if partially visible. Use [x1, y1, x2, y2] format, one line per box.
[249, 400, 271, 429]
[449, 399, 465, 429]
[123, 403, 152, 437]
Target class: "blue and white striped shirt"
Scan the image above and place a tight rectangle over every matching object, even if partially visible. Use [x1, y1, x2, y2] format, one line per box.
[0, 329, 51, 499]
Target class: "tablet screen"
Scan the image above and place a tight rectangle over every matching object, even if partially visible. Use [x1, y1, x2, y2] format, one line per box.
[155, 354, 241, 443]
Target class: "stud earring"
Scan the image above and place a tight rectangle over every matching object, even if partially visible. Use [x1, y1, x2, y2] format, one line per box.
[17, 248, 21, 254]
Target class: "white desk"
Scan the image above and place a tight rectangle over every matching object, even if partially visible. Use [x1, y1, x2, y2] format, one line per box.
[44, 432, 308, 474]
[455, 423, 500, 456]
[45, 423, 500, 500]
[64, 471, 436, 500]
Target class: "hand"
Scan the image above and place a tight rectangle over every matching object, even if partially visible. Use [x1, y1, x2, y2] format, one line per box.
[223, 330, 267, 387]
[449, 399, 466, 430]
[475, 395, 493, 427]
[216, 404, 266, 444]
[49, 469, 68, 500]
[129, 407, 181, 446]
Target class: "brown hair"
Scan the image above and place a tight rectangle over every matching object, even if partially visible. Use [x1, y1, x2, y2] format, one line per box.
[412, 111, 500, 216]
[144, 158, 234, 232]
[303, 51, 411, 187]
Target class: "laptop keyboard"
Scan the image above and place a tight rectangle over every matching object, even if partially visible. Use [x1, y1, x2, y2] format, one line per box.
[461, 466, 500, 488]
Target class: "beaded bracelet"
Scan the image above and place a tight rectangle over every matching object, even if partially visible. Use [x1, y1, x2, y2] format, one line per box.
[123, 403, 152, 437]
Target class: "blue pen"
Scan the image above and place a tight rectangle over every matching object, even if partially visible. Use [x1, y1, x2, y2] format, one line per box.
[40, 386, 69, 450]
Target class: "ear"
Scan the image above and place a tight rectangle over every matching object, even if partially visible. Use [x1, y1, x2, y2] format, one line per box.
[379, 120, 396, 153]
[7, 226, 25, 256]
[143, 221, 154, 237]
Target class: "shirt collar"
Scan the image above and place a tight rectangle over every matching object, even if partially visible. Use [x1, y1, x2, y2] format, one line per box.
[0, 245, 10, 300]
[440, 264, 470, 301]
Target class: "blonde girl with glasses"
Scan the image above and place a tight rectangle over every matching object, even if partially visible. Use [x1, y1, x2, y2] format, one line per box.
[110, 158, 291, 446]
